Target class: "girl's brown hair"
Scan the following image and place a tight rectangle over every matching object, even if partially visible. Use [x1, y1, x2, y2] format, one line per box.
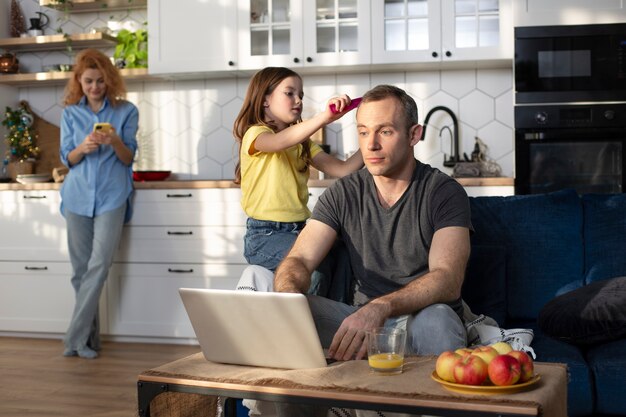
[63, 49, 127, 106]
[232, 67, 311, 184]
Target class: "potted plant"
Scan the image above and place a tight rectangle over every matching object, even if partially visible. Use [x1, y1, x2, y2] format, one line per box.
[114, 27, 148, 68]
[2, 101, 39, 179]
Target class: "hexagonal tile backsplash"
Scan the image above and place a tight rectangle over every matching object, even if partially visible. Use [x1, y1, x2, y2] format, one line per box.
[11, 0, 514, 180]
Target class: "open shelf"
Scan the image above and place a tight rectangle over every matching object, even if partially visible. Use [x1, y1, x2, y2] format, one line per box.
[39, 0, 147, 13]
[0, 68, 157, 87]
[0, 32, 117, 53]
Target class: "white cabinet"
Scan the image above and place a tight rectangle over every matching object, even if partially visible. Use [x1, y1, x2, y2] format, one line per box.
[147, 0, 239, 74]
[106, 263, 247, 338]
[237, 0, 371, 70]
[372, 0, 513, 65]
[106, 188, 248, 339]
[0, 190, 74, 333]
[513, 0, 626, 27]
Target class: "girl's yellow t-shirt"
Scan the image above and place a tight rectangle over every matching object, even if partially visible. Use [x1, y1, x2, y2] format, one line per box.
[240, 125, 322, 222]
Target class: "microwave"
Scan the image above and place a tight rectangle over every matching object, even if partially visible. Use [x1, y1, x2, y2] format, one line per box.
[515, 23, 626, 103]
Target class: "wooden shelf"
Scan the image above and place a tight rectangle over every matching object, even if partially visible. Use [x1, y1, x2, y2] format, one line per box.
[39, 0, 147, 13]
[0, 68, 157, 87]
[0, 32, 117, 53]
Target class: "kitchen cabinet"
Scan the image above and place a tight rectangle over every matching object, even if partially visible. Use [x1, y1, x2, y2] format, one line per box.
[371, 0, 513, 66]
[237, 0, 371, 70]
[106, 188, 248, 339]
[513, 0, 626, 27]
[147, 0, 239, 74]
[0, 190, 73, 333]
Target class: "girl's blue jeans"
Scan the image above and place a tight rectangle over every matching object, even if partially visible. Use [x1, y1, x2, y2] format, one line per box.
[243, 218, 305, 272]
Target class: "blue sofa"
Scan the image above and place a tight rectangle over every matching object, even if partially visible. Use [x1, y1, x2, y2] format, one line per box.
[462, 189, 626, 417]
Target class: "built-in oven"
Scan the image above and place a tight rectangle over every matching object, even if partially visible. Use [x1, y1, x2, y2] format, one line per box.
[515, 103, 625, 195]
[515, 23, 626, 103]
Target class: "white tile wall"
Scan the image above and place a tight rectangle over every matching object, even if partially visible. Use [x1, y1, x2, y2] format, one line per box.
[5, 0, 515, 180]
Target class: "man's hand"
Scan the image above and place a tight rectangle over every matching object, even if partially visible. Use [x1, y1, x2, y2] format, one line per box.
[328, 302, 389, 361]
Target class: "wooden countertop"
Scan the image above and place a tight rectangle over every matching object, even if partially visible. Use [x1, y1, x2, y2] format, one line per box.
[0, 177, 514, 191]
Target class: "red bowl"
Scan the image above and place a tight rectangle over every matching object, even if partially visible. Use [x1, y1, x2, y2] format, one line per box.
[133, 170, 171, 181]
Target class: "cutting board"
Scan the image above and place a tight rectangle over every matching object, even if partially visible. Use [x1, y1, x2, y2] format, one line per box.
[27, 101, 63, 175]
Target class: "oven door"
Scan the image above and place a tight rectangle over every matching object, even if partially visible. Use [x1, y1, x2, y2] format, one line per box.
[515, 23, 626, 103]
[515, 128, 624, 195]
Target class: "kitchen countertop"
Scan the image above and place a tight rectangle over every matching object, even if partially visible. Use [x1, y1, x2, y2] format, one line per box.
[0, 177, 514, 191]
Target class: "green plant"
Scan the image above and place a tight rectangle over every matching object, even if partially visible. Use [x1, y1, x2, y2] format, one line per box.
[114, 28, 148, 68]
[2, 102, 39, 163]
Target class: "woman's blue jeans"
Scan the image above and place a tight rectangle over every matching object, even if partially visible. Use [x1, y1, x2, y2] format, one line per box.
[63, 204, 126, 351]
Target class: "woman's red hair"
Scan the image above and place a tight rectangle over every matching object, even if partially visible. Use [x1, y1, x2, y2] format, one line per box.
[63, 49, 127, 106]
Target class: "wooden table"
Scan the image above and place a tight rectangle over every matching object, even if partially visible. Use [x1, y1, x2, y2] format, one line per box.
[137, 353, 567, 417]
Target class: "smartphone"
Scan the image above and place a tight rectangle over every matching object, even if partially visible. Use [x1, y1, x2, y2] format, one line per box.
[93, 122, 112, 133]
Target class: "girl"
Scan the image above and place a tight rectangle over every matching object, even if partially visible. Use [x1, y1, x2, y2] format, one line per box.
[60, 49, 138, 359]
[234, 66, 363, 273]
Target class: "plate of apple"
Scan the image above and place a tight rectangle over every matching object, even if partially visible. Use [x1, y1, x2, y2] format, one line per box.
[432, 342, 540, 395]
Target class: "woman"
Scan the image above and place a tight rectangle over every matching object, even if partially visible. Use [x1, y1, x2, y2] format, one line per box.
[59, 49, 138, 359]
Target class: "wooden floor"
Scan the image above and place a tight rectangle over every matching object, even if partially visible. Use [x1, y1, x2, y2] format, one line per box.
[0, 336, 201, 417]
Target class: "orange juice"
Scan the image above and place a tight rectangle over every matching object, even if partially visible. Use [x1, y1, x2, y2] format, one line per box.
[368, 353, 404, 374]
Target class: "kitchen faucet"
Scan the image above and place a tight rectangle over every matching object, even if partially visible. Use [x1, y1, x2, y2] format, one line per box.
[421, 106, 460, 167]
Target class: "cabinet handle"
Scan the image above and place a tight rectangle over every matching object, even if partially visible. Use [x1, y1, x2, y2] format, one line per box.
[25, 266, 48, 271]
[306, 57, 312, 63]
[166, 193, 192, 198]
[293, 57, 300, 63]
[168, 268, 194, 273]
[228, 60, 235, 66]
[445, 51, 452, 57]
[431, 51, 438, 58]
[167, 231, 193, 235]
[23, 195, 47, 199]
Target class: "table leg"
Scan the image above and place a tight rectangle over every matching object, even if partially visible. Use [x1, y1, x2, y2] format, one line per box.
[137, 380, 168, 417]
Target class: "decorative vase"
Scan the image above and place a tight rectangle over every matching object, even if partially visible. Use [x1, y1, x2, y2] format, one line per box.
[7, 160, 35, 180]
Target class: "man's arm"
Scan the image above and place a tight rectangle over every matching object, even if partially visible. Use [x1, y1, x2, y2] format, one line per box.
[329, 226, 470, 360]
[274, 219, 338, 293]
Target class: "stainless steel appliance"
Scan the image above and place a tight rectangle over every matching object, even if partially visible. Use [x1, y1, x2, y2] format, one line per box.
[514, 23, 626, 103]
[515, 103, 624, 195]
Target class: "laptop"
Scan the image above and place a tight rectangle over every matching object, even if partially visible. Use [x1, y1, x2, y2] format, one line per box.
[179, 288, 328, 369]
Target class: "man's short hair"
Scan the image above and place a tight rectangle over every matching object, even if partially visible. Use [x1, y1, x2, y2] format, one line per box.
[361, 85, 419, 130]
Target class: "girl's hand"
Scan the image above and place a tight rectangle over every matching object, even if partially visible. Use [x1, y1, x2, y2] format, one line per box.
[326, 94, 355, 118]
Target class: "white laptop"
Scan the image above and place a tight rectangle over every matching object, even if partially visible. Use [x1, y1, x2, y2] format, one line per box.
[179, 288, 328, 369]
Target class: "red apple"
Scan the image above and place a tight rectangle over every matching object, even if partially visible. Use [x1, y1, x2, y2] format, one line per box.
[488, 354, 521, 386]
[435, 351, 462, 382]
[470, 345, 499, 365]
[454, 347, 473, 357]
[453, 355, 488, 386]
[507, 351, 534, 382]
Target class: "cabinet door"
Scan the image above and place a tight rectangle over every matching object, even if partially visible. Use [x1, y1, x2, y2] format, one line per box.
[440, 0, 513, 62]
[0, 190, 67, 261]
[106, 263, 247, 338]
[513, 0, 626, 27]
[0, 262, 74, 333]
[238, 0, 304, 69]
[148, 0, 238, 74]
[371, 0, 441, 64]
[303, 0, 371, 67]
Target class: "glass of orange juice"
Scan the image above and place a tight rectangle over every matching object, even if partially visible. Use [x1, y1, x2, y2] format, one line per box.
[367, 327, 407, 375]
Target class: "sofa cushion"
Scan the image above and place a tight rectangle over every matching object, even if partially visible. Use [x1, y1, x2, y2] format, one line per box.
[586, 338, 626, 415]
[537, 276, 626, 345]
[469, 189, 583, 322]
[583, 193, 626, 284]
[462, 245, 507, 326]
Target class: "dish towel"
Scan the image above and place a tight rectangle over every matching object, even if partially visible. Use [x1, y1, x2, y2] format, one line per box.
[462, 301, 536, 359]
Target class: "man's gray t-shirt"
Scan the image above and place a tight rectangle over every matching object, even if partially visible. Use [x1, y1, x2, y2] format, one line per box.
[311, 160, 472, 306]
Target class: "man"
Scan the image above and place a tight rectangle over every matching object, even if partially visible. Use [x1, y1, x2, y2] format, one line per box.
[245, 84, 472, 417]
[275, 84, 471, 362]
